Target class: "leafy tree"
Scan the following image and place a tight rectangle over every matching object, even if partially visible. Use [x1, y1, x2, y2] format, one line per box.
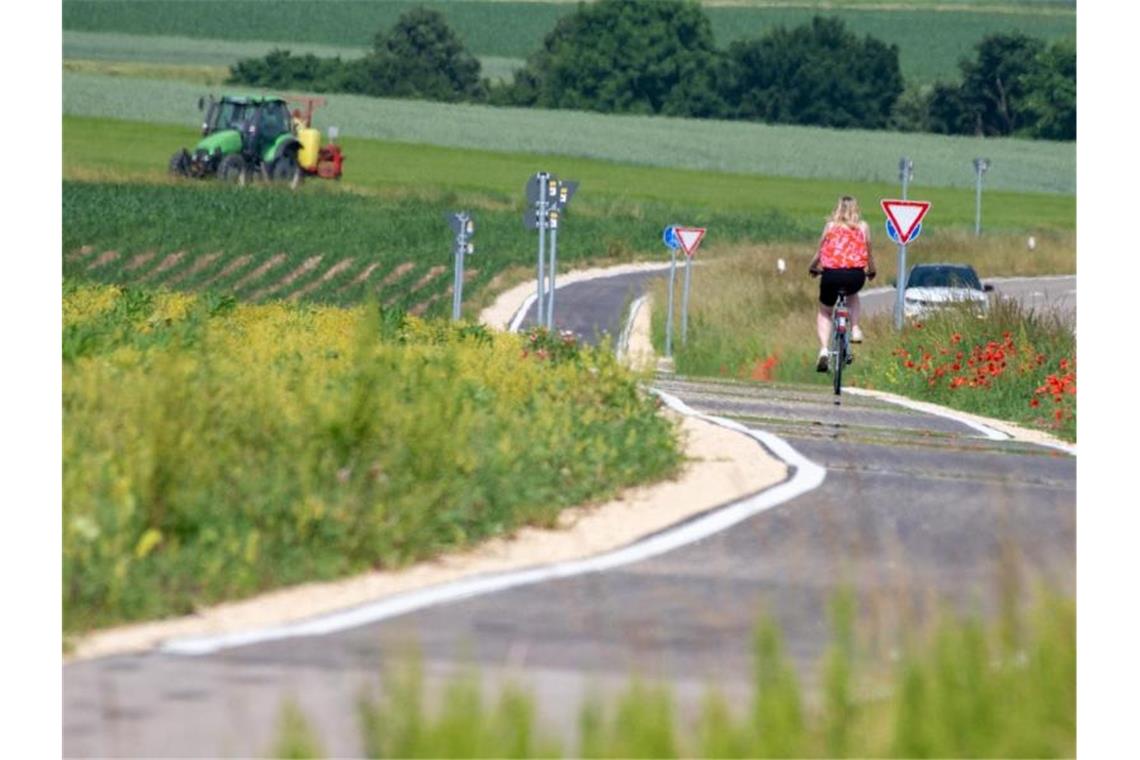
[889, 83, 933, 133]
[505, 0, 725, 117]
[228, 49, 349, 92]
[926, 81, 973, 135]
[229, 8, 485, 103]
[720, 16, 903, 129]
[358, 7, 485, 102]
[957, 32, 1045, 136]
[922, 32, 1074, 140]
[1020, 38, 1076, 140]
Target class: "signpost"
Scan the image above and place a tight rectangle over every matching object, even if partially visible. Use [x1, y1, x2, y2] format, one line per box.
[445, 211, 475, 321]
[881, 198, 932, 330]
[973, 157, 991, 236]
[662, 225, 680, 359]
[674, 227, 706, 345]
[662, 225, 706, 356]
[524, 173, 578, 328]
[546, 180, 578, 327]
[891, 157, 916, 331]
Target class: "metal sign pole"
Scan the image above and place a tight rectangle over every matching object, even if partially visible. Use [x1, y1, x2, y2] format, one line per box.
[665, 248, 677, 358]
[453, 238, 462, 321]
[681, 254, 692, 345]
[973, 158, 990, 237]
[893, 157, 914, 331]
[547, 218, 558, 328]
[536, 173, 548, 328]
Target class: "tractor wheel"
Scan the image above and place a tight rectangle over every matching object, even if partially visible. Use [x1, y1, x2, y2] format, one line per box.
[218, 154, 248, 186]
[271, 154, 303, 190]
[169, 150, 189, 177]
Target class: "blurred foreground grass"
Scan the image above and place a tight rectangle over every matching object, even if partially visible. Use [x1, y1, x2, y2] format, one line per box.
[63, 283, 681, 633]
[275, 590, 1075, 758]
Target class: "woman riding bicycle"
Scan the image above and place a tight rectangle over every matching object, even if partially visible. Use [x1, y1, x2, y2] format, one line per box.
[808, 195, 876, 372]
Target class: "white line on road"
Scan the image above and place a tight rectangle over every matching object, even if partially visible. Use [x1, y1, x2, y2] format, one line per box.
[160, 392, 826, 656]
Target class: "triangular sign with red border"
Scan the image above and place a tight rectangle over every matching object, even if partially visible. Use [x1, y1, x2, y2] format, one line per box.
[880, 200, 931, 245]
[675, 226, 706, 257]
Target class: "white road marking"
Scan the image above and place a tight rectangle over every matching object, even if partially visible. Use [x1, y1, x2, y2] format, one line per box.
[508, 293, 538, 333]
[843, 388, 1009, 440]
[160, 392, 826, 656]
[616, 295, 648, 361]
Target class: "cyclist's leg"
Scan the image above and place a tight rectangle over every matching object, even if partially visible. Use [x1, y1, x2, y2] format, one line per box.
[817, 304, 831, 350]
[817, 271, 839, 371]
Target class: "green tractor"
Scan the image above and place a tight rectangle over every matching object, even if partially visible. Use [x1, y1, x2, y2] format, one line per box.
[169, 95, 305, 188]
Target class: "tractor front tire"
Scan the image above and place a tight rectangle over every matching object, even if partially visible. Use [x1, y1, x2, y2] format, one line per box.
[271, 154, 303, 190]
[169, 150, 189, 177]
[218, 154, 248, 186]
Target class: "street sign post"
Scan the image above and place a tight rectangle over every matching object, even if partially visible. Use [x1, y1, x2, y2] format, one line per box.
[545, 179, 578, 327]
[881, 198, 932, 330]
[662, 225, 680, 358]
[973, 157, 991, 236]
[445, 211, 475, 320]
[674, 227, 706, 345]
[893, 158, 916, 330]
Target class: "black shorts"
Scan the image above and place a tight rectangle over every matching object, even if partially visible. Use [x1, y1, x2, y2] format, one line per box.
[819, 268, 866, 306]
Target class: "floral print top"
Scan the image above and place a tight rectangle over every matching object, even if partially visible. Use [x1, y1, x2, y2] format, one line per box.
[818, 222, 869, 269]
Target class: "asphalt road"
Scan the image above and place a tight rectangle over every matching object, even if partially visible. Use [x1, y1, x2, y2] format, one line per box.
[63, 273, 1076, 758]
[860, 275, 1076, 325]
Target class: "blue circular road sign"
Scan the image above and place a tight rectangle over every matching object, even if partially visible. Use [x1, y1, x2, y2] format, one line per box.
[663, 225, 680, 249]
[886, 219, 922, 244]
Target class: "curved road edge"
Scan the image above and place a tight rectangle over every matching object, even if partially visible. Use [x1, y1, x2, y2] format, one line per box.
[156, 393, 823, 656]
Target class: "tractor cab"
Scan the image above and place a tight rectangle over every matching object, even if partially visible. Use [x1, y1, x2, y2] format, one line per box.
[199, 96, 252, 136]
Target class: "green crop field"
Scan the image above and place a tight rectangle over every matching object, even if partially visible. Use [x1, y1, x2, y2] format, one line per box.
[62, 31, 524, 84]
[63, 74, 1075, 194]
[62, 1, 1074, 85]
[64, 115, 1074, 228]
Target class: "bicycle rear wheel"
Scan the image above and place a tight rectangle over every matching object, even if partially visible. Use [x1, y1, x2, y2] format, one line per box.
[832, 331, 845, 396]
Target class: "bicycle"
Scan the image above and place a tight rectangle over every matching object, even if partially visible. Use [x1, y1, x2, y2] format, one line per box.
[827, 290, 854, 398]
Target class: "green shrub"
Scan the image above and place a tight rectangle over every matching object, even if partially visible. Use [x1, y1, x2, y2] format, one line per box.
[63, 285, 681, 632]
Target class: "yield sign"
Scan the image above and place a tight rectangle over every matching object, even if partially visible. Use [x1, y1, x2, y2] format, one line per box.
[674, 226, 706, 257]
[880, 199, 931, 245]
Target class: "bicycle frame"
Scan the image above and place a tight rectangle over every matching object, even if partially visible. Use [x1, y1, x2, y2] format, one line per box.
[829, 292, 850, 396]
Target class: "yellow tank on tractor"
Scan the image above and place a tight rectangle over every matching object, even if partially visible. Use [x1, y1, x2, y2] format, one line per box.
[286, 96, 345, 180]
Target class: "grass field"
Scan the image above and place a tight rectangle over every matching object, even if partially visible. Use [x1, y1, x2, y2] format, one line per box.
[62, 1, 1074, 85]
[62, 31, 524, 84]
[63, 75, 1076, 195]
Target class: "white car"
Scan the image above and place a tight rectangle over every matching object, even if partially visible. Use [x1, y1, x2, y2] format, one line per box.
[903, 264, 993, 319]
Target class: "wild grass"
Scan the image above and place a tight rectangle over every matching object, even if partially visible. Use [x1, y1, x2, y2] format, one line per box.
[62, 284, 681, 632]
[62, 73, 1076, 194]
[62, 0, 1074, 84]
[649, 236, 1075, 438]
[273, 590, 1075, 757]
[859, 298, 1077, 440]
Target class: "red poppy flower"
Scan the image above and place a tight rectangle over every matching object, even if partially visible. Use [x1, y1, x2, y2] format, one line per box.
[1054, 408, 1065, 421]
[1030, 398, 1040, 408]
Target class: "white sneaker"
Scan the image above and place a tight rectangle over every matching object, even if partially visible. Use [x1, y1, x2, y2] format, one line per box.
[851, 325, 864, 343]
[816, 347, 829, 372]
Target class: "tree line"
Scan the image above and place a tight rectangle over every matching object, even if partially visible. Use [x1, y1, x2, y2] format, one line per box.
[228, 0, 1074, 140]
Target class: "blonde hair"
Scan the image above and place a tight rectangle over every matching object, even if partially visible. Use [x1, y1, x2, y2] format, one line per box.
[828, 196, 862, 227]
